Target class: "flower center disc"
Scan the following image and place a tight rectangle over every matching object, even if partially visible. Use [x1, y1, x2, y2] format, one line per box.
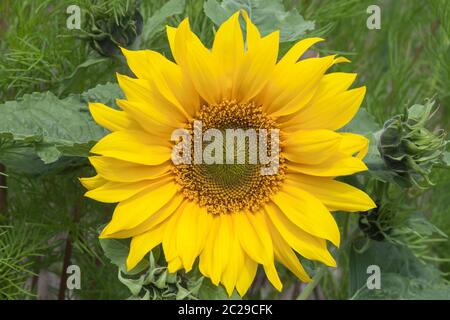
[173, 100, 286, 214]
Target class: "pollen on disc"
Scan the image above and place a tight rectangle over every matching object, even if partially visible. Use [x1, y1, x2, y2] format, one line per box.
[173, 100, 286, 215]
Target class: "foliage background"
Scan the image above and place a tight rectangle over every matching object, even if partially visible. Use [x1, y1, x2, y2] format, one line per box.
[0, 0, 448, 299]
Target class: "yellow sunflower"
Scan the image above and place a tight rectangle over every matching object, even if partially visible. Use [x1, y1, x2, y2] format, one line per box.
[81, 11, 376, 296]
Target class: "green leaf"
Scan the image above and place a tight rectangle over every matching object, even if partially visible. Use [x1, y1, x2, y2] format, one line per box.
[0, 83, 122, 171]
[61, 57, 110, 81]
[341, 107, 381, 136]
[141, 0, 186, 42]
[0, 144, 79, 176]
[203, 0, 314, 43]
[99, 237, 129, 269]
[352, 273, 450, 299]
[349, 240, 450, 299]
[203, 0, 230, 27]
[35, 144, 61, 164]
[405, 213, 448, 239]
[118, 271, 146, 297]
[99, 237, 149, 275]
[197, 277, 241, 300]
[443, 151, 450, 166]
[81, 82, 123, 109]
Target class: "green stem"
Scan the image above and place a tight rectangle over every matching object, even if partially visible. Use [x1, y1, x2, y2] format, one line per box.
[0, 163, 7, 216]
[343, 213, 350, 240]
[296, 266, 327, 300]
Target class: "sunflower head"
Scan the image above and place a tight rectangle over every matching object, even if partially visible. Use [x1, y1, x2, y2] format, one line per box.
[81, 11, 376, 297]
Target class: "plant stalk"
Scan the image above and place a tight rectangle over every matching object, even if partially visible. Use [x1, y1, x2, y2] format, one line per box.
[0, 163, 7, 215]
[58, 199, 82, 300]
[297, 266, 327, 300]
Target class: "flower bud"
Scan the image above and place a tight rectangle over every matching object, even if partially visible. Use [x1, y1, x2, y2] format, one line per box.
[358, 205, 392, 241]
[378, 100, 447, 188]
[118, 252, 202, 300]
[82, 1, 143, 56]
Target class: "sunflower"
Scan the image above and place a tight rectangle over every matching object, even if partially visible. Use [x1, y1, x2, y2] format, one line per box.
[81, 11, 376, 296]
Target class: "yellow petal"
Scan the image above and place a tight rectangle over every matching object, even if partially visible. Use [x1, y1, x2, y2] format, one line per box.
[264, 55, 336, 117]
[263, 262, 283, 292]
[233, 31, 279, 102]
[220, 217, 244, 296]
[265, 202, 336, 266]
[234, 211, 273, 264]
[278, 37, 324, 66]
[284, 130, 341, 165]
[311, 72, 358, 103]
[126, 222, 165, 271]
[168, 256, 183, 273]
[247, 212, 274, 263]
[284, 86, 366, 131]
[166, 26, 177, 59]
[85, 178, 168, 203]
[119, 47, 156, 80]
[115, 99, 177, 139]
[266, 216, 311, 282]
[106, 194, 183, 239]
[199, 215, 219, 280]
[210, 214, 232, 285]
[286, 173, 376, 212]
[121, 46, 199, 117]
[89, 103, 139, 132]
[287, 156, 368, 177]
[116, 74, 187, 124]
[162, 203, 183, 262]
[79, 174, 107, 190]
[195, 205, 214, 252]
[100, 178, 178, 237]
[339, 133, 369, 159]
[272, 185, 340, 247]
[334, 56, 351, 64]
[91, 130, 172, 166]
[212, 11, 244, 100]
[236, 254, 258, 297]
[176, 201, 212, 271]
[174, 19, 222, 105]
[279, 72, 358, 129]
[240, 10, 261, 50]
[89, 156, 171, 182]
